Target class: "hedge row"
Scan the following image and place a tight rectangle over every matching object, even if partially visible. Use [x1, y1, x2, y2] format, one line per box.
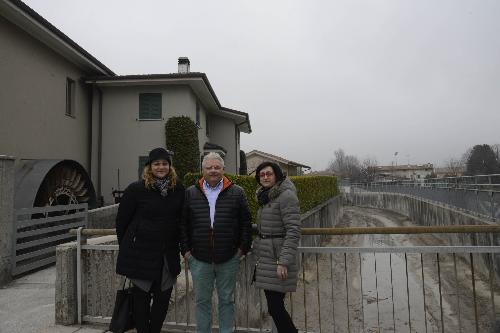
[183, 173, 338, 222]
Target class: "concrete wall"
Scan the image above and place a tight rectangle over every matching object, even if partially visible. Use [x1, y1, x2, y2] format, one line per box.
[87, 204, 119, 229]
[0, 16, 92, 170]
[300, 195, 343, 247]
[348, 191, 497, 234]
[0, 156, 15, 286]
[99, 85, 210, 203]
[348, 191, 499, 276]
[209, 115, 238, 174]
[55, 195, 343, 326]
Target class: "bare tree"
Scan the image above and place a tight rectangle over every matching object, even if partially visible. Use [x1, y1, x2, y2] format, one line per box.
[328, 149, 362, 181]
[444, 157, 465, 177]
[360, 157, 378, 182]
[327, 149, 345, 174]
[461, 147, 472, 167]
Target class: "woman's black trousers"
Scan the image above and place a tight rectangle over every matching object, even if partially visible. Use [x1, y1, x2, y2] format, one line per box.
[264, 289, 298, 333]
[132, 283, 173, 333]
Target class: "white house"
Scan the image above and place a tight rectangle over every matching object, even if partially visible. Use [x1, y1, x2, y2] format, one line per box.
[87, 59, 251, 203]
[0, 0, 251, 206]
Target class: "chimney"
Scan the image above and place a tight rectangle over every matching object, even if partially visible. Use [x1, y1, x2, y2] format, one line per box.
[178, 57, 190, 73]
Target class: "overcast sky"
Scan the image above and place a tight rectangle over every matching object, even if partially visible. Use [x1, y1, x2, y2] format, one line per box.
[23, 0, 500, 170]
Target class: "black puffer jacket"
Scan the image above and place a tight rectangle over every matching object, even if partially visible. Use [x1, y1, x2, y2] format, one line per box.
[180, 177, 252, 264]
[116, 179, 184, 281]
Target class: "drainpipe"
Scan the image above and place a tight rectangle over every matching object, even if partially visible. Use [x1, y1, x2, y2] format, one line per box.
[87, 84, 93, 178]
[235, 125, 238, 174]
[97, 87, 103, 204]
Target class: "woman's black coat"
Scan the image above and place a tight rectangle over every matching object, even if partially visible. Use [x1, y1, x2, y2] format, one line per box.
[116, 179, 184, 281]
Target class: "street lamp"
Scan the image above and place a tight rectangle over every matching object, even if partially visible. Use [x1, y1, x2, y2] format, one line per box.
[393, 152, 398, 181]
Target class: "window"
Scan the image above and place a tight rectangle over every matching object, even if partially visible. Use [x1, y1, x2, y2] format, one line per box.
[196, 100, 200, 127]
[66, 78, 75, 117]
[205, 114, 210, 137]
[139, 93, 162, 120]
[138, 156, 148, 178]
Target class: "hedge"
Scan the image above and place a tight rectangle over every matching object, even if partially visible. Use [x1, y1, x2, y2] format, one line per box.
[183, 173, 338, 222]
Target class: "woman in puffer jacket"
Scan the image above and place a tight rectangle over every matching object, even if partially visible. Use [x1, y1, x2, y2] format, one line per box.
[253, 161, 301, 333]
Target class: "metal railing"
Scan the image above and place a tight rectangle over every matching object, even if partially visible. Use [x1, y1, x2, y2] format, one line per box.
[297, 246, 500, 333]
[72, 227, 500, 332]
[13, 203, 87, 276]
[351, 174, 500, 220]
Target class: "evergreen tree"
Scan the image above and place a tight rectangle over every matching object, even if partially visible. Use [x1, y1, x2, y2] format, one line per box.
[239, 150, 247, 175]
[465, 144, 500, 175]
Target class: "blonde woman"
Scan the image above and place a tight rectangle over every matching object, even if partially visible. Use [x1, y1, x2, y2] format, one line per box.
[116, 148, 184, 333]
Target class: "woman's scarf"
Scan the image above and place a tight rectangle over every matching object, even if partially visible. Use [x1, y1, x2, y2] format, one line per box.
[257, 187, 271, 206]
[153, 177, 171, 197]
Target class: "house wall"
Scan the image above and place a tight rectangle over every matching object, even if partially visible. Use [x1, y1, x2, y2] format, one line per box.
[246, 155, 298, 176]
[208, 115, 238, 174]
[0, 15, 91, 170]
[246, 155, 262, 175]
[98, 85, 211, 203]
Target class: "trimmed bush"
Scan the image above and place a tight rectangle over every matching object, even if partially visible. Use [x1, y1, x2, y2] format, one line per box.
[183, 173, 338, 222]
[239, 150, 247, 175]
[165, 116, 200, 178]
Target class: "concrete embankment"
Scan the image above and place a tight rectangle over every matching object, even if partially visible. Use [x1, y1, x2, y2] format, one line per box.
[348, 191, 499, 247]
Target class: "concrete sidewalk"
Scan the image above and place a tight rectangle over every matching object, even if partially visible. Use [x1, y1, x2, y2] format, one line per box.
[0, 266, 106, 333]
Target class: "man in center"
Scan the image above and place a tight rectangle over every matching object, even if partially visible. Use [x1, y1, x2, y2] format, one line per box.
[181, 152, 252, 333]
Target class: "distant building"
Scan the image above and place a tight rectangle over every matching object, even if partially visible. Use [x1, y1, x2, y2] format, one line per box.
[375, 163, 434, 181]
[246, 150, 310, 176]
[306, 170, 336, 176]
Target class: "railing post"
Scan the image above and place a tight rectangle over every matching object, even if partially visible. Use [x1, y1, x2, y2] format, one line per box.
[76, 227, 87, 325]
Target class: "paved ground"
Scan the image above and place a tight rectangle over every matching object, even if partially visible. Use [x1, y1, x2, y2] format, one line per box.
[0, 266, 105, 333]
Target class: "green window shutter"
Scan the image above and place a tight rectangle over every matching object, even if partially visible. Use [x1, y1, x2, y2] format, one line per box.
[139, 93, 162, 119]
[138, 156, 149, 178]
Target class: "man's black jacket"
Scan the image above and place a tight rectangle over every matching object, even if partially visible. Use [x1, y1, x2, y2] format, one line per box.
[180, 177, 252, 264]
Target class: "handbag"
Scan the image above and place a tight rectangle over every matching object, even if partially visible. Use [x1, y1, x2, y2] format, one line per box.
[109, 278, 135, 333]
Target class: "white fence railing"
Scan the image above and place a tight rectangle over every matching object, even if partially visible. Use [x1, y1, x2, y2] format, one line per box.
[74, 228, 500, 332]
